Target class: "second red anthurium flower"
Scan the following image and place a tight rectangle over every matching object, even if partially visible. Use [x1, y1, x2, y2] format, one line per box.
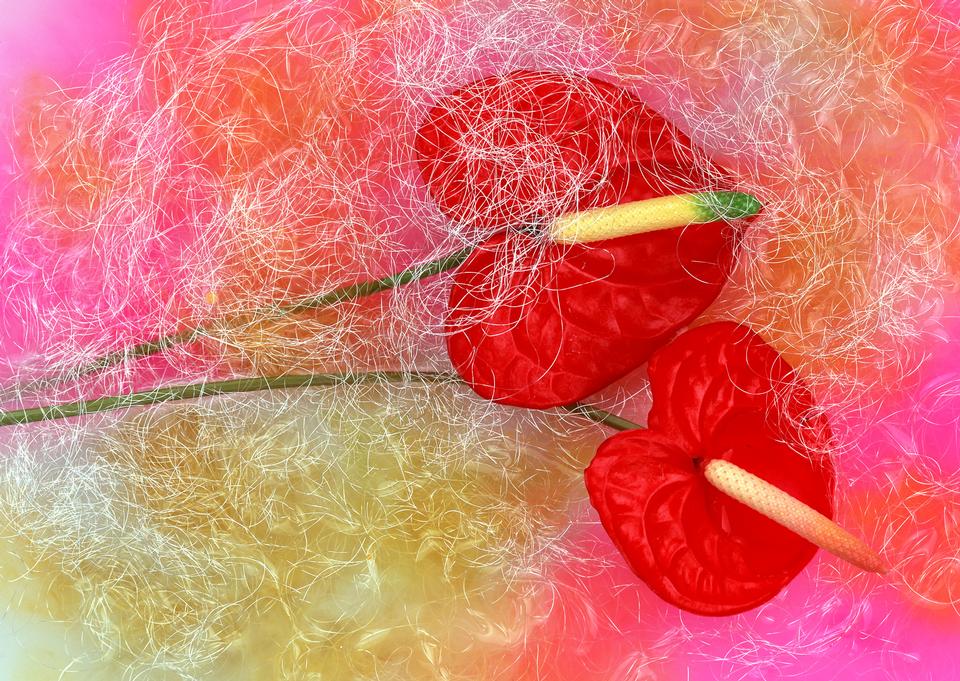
[585, 322, 836, 616]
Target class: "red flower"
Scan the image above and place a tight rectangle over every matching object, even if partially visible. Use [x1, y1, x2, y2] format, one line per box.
[416, 70, 752, 408]
[584, 322, 835, 616]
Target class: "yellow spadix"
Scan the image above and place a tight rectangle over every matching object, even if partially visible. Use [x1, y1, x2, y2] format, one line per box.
[550, 191, 762, 244]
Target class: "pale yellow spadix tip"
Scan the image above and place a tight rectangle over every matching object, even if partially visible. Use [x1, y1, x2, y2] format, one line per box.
[549, 191, 762, 244]
[704, 459, 887, 575]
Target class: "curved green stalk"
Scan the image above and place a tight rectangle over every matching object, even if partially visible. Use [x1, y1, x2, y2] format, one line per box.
[563, 402, 640, 431]
[0, 371, 458, 426]
[0, 369, 640, 431]
[8, 247, 475, 393]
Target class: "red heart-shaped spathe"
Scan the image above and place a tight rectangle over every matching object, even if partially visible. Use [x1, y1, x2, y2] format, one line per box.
[416, 70, 748, 408]
[416, 70, 672, 229]
[584, 322, 835, 616]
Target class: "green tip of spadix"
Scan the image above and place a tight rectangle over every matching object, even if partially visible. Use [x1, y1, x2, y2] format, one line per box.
[694, 191, 763, 222]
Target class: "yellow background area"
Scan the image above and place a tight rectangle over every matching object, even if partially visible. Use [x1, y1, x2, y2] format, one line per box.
[0, 385, 600, 680]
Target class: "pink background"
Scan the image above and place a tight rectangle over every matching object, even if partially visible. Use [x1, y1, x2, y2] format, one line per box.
[0, 0, 135, 365]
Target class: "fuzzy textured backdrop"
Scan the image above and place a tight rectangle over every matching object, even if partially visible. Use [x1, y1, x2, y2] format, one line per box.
[1, 0, 959, 679]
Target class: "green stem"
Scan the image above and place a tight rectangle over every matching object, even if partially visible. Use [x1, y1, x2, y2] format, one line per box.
[15, 247, 475, 389]
[277, 247, 474, 315]
[563, 402, 640, 431]
[0, 370, 641, 431]
[0, 371, 458, 426]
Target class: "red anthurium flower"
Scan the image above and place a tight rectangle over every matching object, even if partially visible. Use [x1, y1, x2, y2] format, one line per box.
[416, 70, 753, 408]
[585, 322, 836, 616]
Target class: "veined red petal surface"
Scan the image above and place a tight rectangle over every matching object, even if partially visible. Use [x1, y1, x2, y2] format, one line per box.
[417, 70, 749, 407]
[585, 322, 835, 616]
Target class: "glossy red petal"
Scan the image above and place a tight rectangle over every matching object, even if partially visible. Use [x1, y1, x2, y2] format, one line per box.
[584, 323, 835, 616]
[446, 222, 736, 407]
[416, 70, 654, 229]
[646, 321, 829, 452]
[421, 70, 744, 407]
